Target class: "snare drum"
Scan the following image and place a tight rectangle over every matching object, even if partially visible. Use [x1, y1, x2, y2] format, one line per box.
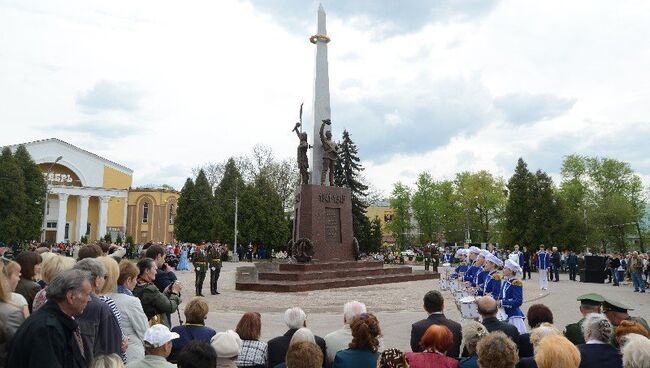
[459, 296, 479, 320]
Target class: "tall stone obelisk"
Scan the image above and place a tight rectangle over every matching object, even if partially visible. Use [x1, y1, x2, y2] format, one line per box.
[310, 4, 331, 185]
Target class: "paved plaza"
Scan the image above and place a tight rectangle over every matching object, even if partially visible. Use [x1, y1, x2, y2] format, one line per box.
[172, 262, 650, 351]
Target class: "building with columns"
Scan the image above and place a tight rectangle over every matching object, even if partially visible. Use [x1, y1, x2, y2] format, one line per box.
[7, 138, 178, 244]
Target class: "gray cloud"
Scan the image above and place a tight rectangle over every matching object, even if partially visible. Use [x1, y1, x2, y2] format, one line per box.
[76, 80, 142, 113]
[245, 0, 501, 37]
[494, 92, 576, 125]
[332, 76, 495, 161]
[57, 121, 139, 139]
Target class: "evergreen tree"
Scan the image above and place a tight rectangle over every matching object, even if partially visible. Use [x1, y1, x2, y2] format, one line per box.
[191, 170, 215, 242]
[504, 158, 533, 246]
[174, 178, 195, 242]
[526, 170, 563, 247]
[0, 147, 27, 243]
[334, 130, 369, 247]
[214, 158, 246, 244]
[238, 174, 289, 248]
[13, 145, 46, 241]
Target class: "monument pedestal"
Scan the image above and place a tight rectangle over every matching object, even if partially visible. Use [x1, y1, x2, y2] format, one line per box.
[293, 184, 355, 262]
[235, 185, 438, 292]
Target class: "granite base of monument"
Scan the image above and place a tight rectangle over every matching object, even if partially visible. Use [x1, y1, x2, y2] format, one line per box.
[235, 184, 438, 292]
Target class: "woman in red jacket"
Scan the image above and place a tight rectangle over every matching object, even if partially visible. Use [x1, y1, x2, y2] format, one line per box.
[406, 324, 459, 368]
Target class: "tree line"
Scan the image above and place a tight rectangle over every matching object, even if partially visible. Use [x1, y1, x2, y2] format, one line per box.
[175, 131, 385, 254]
[0, 146, 46, 244]
[387, 155, 648, 252]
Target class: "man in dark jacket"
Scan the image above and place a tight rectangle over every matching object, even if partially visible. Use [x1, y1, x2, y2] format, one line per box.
[410, 290, 462, 358]
[551, 247, 561, 282]
[74, 258, 123, 362]
[477, 296, 520, 346]
[8, 269, 91, 368]
[267, 307, 327, 368]
[522, 247, 531, 280]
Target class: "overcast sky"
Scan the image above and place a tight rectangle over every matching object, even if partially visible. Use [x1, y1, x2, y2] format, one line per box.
[1, 0, 649, 194]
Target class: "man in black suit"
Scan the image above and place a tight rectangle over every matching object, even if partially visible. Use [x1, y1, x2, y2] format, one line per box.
[267, 307, 327, 368]
[410, 290, 462, 358]
[477, 296, 520, 345]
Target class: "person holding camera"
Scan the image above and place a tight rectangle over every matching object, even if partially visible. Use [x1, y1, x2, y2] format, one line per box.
[134, 257, 182, 328]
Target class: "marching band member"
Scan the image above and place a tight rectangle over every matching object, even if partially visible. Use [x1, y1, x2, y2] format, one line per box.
[453, 249, 469, 278]
[498, 259, 526, 334]
[473, 250, 489, 289]
[463, 247, 482, 285]
[442, 249, 453, 264]
[480, 254, 503, 299]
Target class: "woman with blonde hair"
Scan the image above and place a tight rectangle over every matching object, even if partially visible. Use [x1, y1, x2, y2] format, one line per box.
[106, 258, 149, 363]
[459, 321, 488, 368]
[32, 254, 76, 311]
[518, 323, 562, 368]
[476, 332, 518, 368]
[169, 297, 216, 363]
[0, 262, 25, 368]
[621, 333, 650, 368]
[90, 353, 126, 368]
[2, 261, 29, 318]
[534, 335, 580, 368]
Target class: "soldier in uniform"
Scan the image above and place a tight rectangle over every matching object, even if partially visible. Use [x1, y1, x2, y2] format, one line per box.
[208, 242, 223, 295]
[602, 298, 650, 346]
[193, 242, 208, 296]
[564, 293, 604, 345]
[423, 242, 432, 271]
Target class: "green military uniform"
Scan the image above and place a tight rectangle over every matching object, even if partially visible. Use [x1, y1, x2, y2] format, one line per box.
[602, 298, 650, 347]
[423, 244, 432, 271]
[133, 282, 181, 328]
[193, 246, 208, 296]
[564, 293, 605, 345]
[208, 244, 223, 295]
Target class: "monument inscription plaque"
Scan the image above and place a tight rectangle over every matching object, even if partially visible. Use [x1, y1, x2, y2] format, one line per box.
[324, 207, 341, 244]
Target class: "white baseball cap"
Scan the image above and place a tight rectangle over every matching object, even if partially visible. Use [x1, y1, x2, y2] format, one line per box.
[144, 324, 180, 348]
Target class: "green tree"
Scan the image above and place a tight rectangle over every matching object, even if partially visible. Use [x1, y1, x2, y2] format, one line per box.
[526, 170, 564, 247]
[386, 182, 412, 248]
[214, 158, 246, 244]
[103, 233, 112, 243]
[190, 170, 216, 242]
[174, 178, 195, 242]
[116, 233, 123, 245]
[455, 171, 507, 243]
[238, 174, 289, 248]
[335, 130, 369, 247]
[13, 145, 46, 241]
[368, 216, 383, 252]
[504, 158, 533, 246]
[0, 147, 27, 244]
[411, 172, 437, 243]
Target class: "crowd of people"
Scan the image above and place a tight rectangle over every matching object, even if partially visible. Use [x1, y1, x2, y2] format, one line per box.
[2, 241, 650, 368]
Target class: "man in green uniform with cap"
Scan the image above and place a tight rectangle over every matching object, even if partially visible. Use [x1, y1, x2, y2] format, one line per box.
[602, 298, 650, 346]
[208, 242, 223, 295]
[564, 293, 604, 345]
[193, 242, 208, 296]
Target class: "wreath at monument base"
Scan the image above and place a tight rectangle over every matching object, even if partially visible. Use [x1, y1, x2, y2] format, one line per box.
[292, 237, 314, 263]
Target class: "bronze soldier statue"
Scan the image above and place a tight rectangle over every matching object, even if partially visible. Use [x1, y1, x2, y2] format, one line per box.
[319, 119, 339, 186]
[293, 122, 310, 185]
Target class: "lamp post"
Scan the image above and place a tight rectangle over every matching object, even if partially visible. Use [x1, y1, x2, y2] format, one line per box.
[41, 156, 63, 242]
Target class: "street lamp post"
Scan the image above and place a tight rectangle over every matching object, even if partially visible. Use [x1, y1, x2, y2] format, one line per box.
[232, 194, 239, 262]
[41, 156, 63, 243]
